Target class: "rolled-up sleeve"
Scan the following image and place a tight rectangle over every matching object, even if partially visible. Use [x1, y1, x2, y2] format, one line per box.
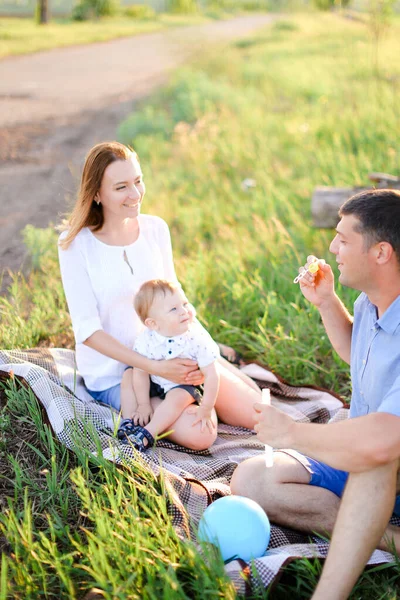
[58, 233, 103, 344]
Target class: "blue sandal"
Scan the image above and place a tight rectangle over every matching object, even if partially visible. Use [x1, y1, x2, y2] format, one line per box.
[117, 419, 155, 451]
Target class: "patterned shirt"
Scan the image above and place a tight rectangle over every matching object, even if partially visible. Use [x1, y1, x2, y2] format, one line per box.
[133, 321, 220, 393]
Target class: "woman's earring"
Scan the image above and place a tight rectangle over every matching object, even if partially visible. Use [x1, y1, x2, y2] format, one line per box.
[95, 197, 100, 205]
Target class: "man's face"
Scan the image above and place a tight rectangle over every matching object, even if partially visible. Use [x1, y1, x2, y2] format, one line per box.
[329, 214, 376, 291]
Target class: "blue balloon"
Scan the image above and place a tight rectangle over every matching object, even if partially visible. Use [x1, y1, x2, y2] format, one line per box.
[198, 495, 271, 562]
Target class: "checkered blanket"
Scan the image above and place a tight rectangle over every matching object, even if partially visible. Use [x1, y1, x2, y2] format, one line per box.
[0, 348, 397, 594]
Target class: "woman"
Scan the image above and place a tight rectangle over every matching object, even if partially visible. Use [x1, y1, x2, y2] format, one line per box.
[58, 141, 261, 450]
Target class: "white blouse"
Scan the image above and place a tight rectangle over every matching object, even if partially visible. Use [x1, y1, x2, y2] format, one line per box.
[58, 214, 179, 391]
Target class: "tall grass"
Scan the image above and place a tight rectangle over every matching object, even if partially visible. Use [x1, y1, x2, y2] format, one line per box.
[1, 13, 400, 597]
[0, 378, 234, 598]
[0, 13, 211, 59]
[118, 13, 400, 395]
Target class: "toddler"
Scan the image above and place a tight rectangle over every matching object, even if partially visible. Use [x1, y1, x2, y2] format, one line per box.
[117, 279, 220, 451]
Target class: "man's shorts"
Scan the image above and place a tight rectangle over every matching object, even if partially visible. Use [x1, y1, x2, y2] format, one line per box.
[284, 450, 400, 517]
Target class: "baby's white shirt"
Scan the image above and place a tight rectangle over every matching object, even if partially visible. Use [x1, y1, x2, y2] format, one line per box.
[58, 214, 179, 391]
[133, 321, 220, 392]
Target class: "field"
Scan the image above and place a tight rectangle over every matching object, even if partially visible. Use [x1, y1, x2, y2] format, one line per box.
[0, 13, 212, 58]
[1, 12, 400, 598]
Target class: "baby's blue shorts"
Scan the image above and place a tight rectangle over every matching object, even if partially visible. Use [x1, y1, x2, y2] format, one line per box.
[302, 453, 400, 517]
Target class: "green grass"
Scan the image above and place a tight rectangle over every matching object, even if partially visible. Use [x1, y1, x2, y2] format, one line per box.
[0, 378, 235, 599]
[1, 11, 400, 598]
[0, 13, 213, 59]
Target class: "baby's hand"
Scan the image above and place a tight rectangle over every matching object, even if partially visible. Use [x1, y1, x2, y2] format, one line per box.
[132, 403, 153, 427]
[189, 405, 216, 433]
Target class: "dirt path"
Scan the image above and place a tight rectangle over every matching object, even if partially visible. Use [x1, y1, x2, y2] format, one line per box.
[0, 15, 274, 287]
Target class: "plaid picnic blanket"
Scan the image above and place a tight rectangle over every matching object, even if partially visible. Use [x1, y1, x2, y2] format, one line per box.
[0, 348, 397, 594]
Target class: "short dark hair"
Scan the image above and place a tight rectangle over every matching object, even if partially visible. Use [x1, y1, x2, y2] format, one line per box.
[339, 189, 400, 262]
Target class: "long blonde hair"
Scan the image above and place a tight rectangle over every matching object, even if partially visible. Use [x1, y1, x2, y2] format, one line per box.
[59, 141, 137, 249]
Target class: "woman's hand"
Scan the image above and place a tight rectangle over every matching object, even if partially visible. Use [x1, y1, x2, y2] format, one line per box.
[154, 358, 204, 385]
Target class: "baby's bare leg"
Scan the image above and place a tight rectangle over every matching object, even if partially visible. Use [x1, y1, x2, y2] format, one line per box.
[146, 388, 195, 438]
[120, 368, 138, 419]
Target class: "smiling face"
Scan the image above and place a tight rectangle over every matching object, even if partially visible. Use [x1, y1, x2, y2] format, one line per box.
[145, 288, 191, 337]
[329, 214, 378, 291]
[95, 155, 145, 223]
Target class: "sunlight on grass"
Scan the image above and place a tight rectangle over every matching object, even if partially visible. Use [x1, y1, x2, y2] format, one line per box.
[0, 13, 211, 58]
[1, 12, 400, 598]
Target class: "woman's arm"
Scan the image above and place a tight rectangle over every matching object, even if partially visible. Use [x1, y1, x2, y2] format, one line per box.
[85, 330, 201, 383]
[59, 232, 202, 384]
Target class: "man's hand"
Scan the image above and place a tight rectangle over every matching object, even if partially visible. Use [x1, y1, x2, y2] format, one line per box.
[298, 256, 335, 308]
[189, 405, 216, 433]
[253, 401, 296, 448]
[155, 358, 204, 385]
[132, 403, 153, 427]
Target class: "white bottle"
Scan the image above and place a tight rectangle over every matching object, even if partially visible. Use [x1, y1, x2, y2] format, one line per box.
[261, 388, 274, 468]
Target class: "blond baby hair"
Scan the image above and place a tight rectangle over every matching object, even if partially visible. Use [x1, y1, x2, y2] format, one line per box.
[134, 279, 179, 324]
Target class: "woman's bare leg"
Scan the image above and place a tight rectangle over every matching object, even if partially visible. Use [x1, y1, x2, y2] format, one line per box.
[150, 396, 218, 451]
[214, 361, 261, 429]
[218, 356, 261, 393]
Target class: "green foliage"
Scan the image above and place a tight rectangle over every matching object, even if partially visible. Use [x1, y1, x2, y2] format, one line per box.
[168, 0, 198, 14]
[368, 0, 396, 74]
[118, 69, 262, 150]
[123, 3, 157, 18]
[0, 226, 70, 349]
[117, 13, 400, 395]
[312, 0, 351, 12]
[0, 378, 234, 598]
[312, 0, 333, 10]
[22, 224, 57, 270]
[72, 0, 119, 21]
[0, 16, 206, 60]
[205, 0, 271, 11]
[118, 106, 175, 142]
[2, 14, 400, 597]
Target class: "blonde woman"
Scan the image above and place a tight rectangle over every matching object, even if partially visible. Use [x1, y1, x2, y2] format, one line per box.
[58, 141, 261, 450]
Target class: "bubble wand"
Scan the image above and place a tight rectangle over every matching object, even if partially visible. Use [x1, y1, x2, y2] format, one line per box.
[261, 388, 274, 468]
[293, 258, 320, 284]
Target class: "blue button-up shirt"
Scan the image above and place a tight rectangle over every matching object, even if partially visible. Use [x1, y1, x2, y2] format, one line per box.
[350, 293, 400, 418]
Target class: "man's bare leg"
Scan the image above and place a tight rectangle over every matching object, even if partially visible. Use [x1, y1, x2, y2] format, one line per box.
[231, 452, 340, 534]
[231, 453, 400, 551]
[312, 459, 400, 600]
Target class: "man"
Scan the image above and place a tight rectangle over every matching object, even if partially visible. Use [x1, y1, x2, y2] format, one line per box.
[231, 189, 400, 600]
